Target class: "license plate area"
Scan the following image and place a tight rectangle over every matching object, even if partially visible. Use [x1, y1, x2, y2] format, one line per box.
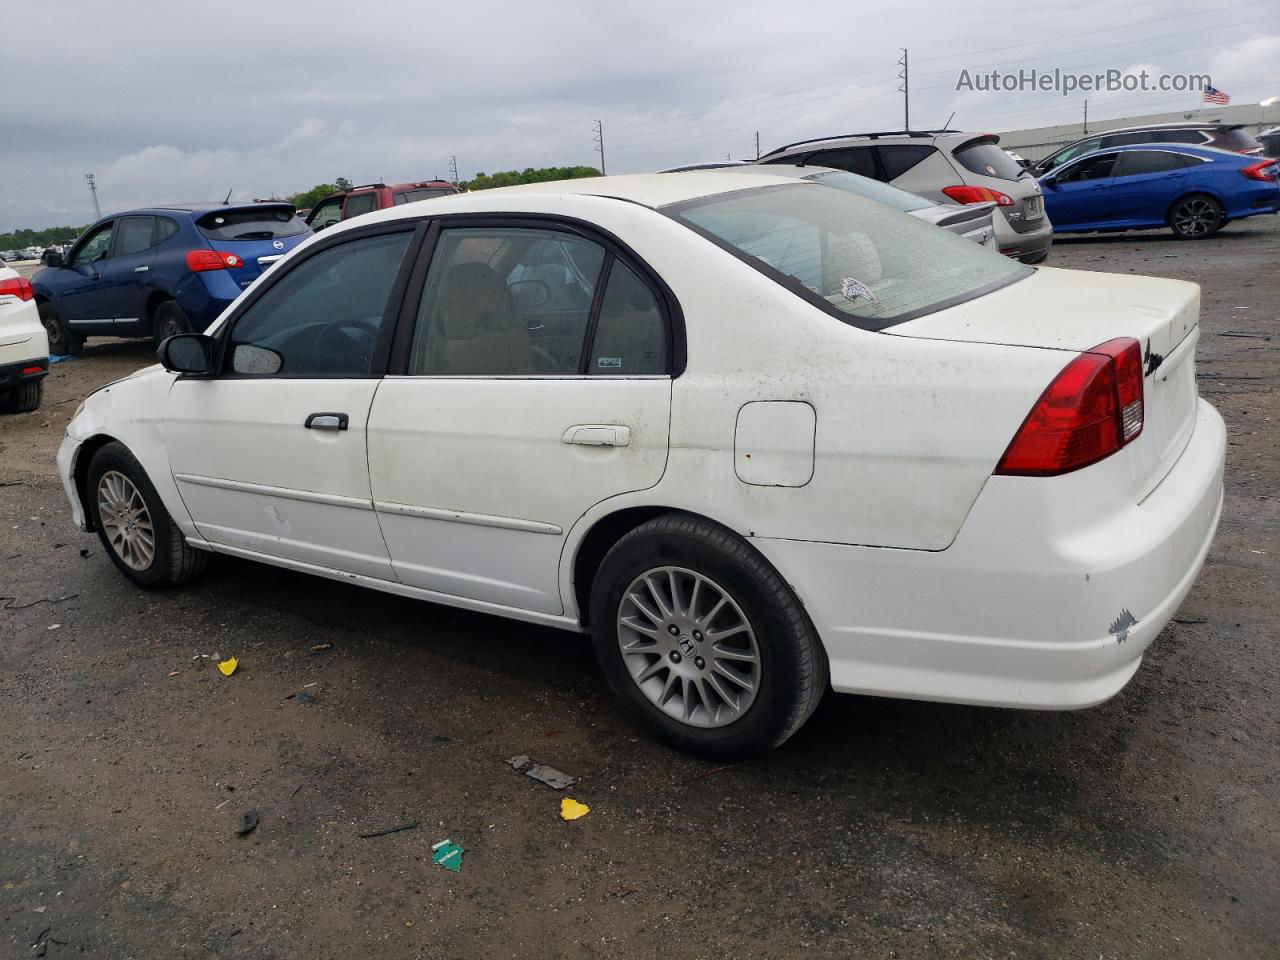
[1023, 195, 1043, 220]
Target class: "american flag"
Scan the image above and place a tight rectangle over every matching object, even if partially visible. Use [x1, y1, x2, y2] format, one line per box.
[1203, 85, 1230, 105]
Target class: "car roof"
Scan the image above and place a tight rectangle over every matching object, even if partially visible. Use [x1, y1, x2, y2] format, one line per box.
[101, 202, 295, 218]
[761, 129, 987, 156]
[1095, 120, 1244, 133]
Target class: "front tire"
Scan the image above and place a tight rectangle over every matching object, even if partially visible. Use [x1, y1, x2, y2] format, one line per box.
[1169, 194, 1224, 239]
[589, 513, 828, 760]
[152, 301, 191, 347]
[39, 302, 84, 355]
[86, 441, 208, 588]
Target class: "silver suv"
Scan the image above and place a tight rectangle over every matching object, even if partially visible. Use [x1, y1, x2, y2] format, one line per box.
[760, 130, 1052, 263]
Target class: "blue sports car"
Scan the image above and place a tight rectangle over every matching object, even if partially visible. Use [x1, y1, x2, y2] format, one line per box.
[33, 203, 310, 354]
[1039, 144, 1279, 239]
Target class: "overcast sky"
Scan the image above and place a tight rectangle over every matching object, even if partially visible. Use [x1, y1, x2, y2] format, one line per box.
[1, 0, 1276, 231]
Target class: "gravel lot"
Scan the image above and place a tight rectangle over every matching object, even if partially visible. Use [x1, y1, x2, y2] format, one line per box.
[2, 220, 1277, 959]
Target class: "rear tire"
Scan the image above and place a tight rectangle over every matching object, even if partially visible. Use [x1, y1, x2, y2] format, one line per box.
[589, 513, 828, 760]
[2, 379, 43, 413]
[86, 441, 208, 588]
[1168, 194, 1224, 239]
[152, 301, 191, 347]
[39, 302, 83, 356]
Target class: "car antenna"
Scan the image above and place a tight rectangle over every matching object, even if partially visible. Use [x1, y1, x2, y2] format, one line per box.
[943, 111, 956, 130]
[223, 188, 233, 205]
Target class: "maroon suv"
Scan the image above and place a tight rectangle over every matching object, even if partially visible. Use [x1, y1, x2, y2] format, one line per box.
[306, 180, 461, 231]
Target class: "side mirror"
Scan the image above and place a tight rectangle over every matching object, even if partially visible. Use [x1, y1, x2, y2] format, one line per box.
[42, 250, 64, 268]
[158, 333, 216, 375]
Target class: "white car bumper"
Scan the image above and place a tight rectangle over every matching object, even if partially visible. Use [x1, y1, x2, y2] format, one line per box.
[754, 399, 1226, 710]
[57, 433, 87, 530]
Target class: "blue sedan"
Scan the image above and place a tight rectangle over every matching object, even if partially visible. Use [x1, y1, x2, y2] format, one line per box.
[33, 203, 310, 355]
[1038, 144, 1280, 239]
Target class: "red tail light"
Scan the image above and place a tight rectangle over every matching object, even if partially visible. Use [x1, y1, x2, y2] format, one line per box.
[995, 338, 1144, 477]
[186, 250, 245, 272]
[0, 275, 35, 301]
[1239, 159, 1279, 181]
[942, 185, 1015, 206]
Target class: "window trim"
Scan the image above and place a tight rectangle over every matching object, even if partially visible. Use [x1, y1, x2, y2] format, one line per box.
[385, 213, 685, 379]
[207, 220, 428, 380]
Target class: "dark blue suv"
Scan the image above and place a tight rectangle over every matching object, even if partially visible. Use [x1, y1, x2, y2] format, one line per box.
[33, 203, 311, 354]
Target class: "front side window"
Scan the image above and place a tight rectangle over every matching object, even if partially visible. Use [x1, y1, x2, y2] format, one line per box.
[309, 197, 344, 230]
[227, 231, 411, 377]
[1056, 152, 1118, 183]
[71, 222, 114, 266]
[343, 193, 378, 219]
[114, 216, 156, 257]
[409, 227, 607, 376]
[667, 182, 1030, 328]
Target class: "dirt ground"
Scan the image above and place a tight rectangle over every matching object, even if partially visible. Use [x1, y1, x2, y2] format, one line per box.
[2, 218, 1278, 960]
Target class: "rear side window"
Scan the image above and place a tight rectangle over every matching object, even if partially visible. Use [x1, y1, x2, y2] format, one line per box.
[1157, 130, 1211, 144]
[667, 183, 1030, 329]
[114, 216, 156, 257]
[1114, 151, 1191, 176]
[1102, 132, 1163, 147]
[155, 217, 180, 244]
[197, 207, 307, 241]
[590, 261, 668, 375]
[877, 144, 934, 179]
[394, 188, 453, 204]
[227, 231, 411, 377]
[952, 141, 1025, 181]
[343, 193, 378, 219]
[807, 148, 878, 179]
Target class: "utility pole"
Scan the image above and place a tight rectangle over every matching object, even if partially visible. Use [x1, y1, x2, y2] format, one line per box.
[593, 120, 606, 175]
[449, 155, 459, 183]
[898, 48, 910, 130]
[85, 173, 101, 219]
[754, 130, 761, 159]
[1082, 99, 1089, 134]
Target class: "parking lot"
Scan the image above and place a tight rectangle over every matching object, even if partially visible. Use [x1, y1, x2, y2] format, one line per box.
[2, 219, 1278, 958]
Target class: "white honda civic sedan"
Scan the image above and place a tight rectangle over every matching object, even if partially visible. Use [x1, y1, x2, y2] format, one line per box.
[57, 172, 1225, 758]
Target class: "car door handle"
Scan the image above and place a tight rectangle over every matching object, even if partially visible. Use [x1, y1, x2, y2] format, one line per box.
[304, 412, 349, 431]
[134, 265, 149, 273]
[562, 424, 630, 447]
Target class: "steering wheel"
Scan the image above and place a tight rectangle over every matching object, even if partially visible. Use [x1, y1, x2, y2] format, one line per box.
[312, 317, 379, 374]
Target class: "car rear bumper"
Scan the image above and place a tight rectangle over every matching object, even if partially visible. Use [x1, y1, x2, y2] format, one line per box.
[753, 398, 1225, 710]
[0, 355, 49, 389]
[993, 214, 1053, 262]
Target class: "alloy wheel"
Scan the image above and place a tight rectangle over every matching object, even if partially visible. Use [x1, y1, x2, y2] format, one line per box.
[97, 470, 155, 571]
[1172, 198, 1219, 237]
[616, 565, 761, 728]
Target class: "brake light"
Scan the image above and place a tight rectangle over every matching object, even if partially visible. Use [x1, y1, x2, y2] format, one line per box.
[942, 185, 1015, 206]
[186, 250, 245, 272]
[0, 275, 34, 301]
[1239, 159, 1278, 181]
[995, 338, 1144, 477]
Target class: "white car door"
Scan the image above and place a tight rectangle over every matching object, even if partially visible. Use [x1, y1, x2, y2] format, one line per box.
[165, 226, 417, 579]
[367, 221, 674, 615]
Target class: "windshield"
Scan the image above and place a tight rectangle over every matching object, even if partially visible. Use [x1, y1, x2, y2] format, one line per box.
[665, 183, 1031, 329]
[197, 206, 308, 241]
[954, 141, 1026, 181]
[802, 170, 932, 212]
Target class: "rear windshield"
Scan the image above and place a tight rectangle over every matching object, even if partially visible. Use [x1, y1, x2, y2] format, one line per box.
[665, 183, 1031, 329]
[1220, 128, 1263, 152]
[196, 206, 308, 241]
[953, 141, 1026, 181]
[803, 170, 932, 212]
[393, 188, 454, 204]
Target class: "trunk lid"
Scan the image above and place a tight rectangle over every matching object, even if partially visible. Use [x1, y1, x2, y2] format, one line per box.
[889, 266, 1202, 499]
[194, 205, 311, 291]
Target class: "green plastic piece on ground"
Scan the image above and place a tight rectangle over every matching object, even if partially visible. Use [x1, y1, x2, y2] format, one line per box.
[431, 838, 463, 872]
